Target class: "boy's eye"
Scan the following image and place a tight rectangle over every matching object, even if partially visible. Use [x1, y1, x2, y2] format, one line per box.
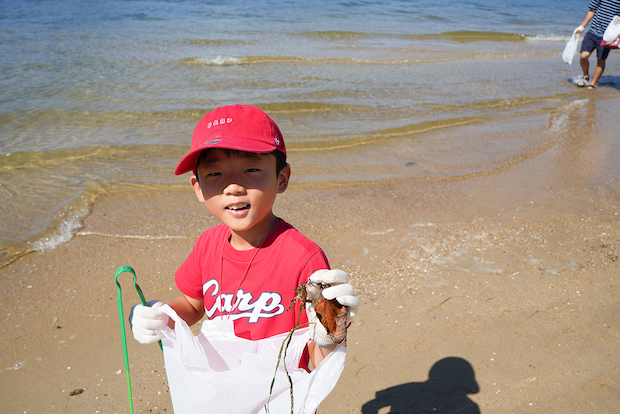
[207, 172, 221, 177]
[245, 168, 260, 173]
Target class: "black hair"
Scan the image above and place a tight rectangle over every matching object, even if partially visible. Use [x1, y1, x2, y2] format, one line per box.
[194, 148, 287, 181]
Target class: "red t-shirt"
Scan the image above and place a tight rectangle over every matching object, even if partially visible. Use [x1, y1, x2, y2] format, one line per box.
[175, 218, 330, 341]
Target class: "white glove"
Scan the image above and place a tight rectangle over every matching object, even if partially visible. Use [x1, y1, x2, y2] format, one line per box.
[305, 269, 360, 346]
[573, 25, 585, 36]
[129, 300, 169, 344]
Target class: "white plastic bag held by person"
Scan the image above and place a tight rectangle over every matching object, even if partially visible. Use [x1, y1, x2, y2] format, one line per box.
[562, 33, 580, 65]
[156, 305, 346, 414]
[603, 16, 620, 48]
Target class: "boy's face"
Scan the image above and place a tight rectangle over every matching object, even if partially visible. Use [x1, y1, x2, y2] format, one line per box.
[191, 149, 290, 245]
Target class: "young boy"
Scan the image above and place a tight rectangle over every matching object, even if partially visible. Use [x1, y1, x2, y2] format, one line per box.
[130, 104, 359, 370]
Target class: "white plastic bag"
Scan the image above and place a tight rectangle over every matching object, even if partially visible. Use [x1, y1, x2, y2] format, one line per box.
[157, 305, 346, 414]
[603, 15, 620, 48]
[562, 33, 580, 65]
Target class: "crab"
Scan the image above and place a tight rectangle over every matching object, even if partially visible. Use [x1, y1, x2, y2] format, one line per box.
[289, 282, 347, 345]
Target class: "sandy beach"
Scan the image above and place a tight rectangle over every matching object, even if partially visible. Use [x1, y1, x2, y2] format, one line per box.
[3, 0, 620, 412]
[1, 95, 619, 413]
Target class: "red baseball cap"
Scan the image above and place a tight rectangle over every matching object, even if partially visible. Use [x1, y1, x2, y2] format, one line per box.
[175, 104, 286, 175]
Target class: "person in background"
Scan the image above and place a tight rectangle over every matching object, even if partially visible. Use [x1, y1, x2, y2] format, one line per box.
[573, 0, 620, 88]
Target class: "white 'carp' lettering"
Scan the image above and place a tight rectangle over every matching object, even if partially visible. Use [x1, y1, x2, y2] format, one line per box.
[202, 279, 285, 322]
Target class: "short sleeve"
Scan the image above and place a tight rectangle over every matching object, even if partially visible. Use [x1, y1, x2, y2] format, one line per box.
[175, 238, 206, 300]
[297, 249, 330, 287]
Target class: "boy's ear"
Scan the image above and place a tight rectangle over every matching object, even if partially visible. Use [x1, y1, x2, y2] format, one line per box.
[191, 175, 206, 203]
[277, 164, 291, 193]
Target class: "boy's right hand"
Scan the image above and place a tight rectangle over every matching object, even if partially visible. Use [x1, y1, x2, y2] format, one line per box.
[129, 300, 169, 344]
[573, 25, 585, 35]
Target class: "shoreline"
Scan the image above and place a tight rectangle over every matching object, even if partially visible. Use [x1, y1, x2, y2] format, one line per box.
[4, 93, 620, 271]
[1, 97, 620, 413]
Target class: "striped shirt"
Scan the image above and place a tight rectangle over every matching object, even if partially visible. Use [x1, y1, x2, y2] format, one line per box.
[588, 0, 620, 36]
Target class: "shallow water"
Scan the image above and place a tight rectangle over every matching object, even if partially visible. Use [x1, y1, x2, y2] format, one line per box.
[1, 0, 619, 266]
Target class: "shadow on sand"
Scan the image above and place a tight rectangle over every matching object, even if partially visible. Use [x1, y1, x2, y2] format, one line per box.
[361, 357, 480, 414]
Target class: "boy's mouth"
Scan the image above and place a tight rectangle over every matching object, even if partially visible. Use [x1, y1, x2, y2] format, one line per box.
[226, 203, 250, 211]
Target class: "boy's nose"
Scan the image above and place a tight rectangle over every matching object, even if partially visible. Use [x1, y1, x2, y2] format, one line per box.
[224, 182, 246, 196]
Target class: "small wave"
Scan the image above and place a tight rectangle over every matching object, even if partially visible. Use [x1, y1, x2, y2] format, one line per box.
[185, 39, 252, 46]
[471, 52, 557, 60]
[180, 55, 462, 66]
[402, 31, 527, 43]
[291, 30, 527, 43]
[547, 99, 589, 134]
[180, 55, 327, 65]
[442, 31, 527, 43]
[257, 101, 373, 114]
[132, 13, 163, 21]
[425, 94, 575, 113]
[525, 34, 571, 43]
[290, 116, 485, 151]
[0, 107, 208, 154]
[179, 50, 555, 67]
[424, 15, 451, 22]
[76, 231, 187, 240]
[30, 197, 90, 252]
[0, 145, 186, 172]
[294, 30, 370, 39]
[180, 56, 244, 65]
[564, 98, 589, 110]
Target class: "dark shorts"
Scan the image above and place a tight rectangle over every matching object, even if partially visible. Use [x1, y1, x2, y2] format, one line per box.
[580, 31, 611, 60]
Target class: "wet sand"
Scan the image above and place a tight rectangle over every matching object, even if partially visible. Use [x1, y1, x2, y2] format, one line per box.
[1, 97, 619, 413]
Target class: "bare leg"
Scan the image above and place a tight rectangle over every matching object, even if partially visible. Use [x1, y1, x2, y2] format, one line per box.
[580, 51, 591, 78]
[589, 58, 606, 88]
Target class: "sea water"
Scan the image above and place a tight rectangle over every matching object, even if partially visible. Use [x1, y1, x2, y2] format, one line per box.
[1, 0, 618, 266]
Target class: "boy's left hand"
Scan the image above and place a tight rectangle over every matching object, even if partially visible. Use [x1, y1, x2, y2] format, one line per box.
[306, 269, 360, 346]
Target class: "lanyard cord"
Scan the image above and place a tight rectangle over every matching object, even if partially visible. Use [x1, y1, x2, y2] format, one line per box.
[115, 265, 163, 414]
[219, 218, 280, 319]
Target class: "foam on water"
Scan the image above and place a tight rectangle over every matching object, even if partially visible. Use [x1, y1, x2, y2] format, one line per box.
[76, 231, 186, 240]
[526, 34, 572, 43]
[195, 55, 243, 66]
[30, 198, 90, 252]
[547, 99, 589, 135]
